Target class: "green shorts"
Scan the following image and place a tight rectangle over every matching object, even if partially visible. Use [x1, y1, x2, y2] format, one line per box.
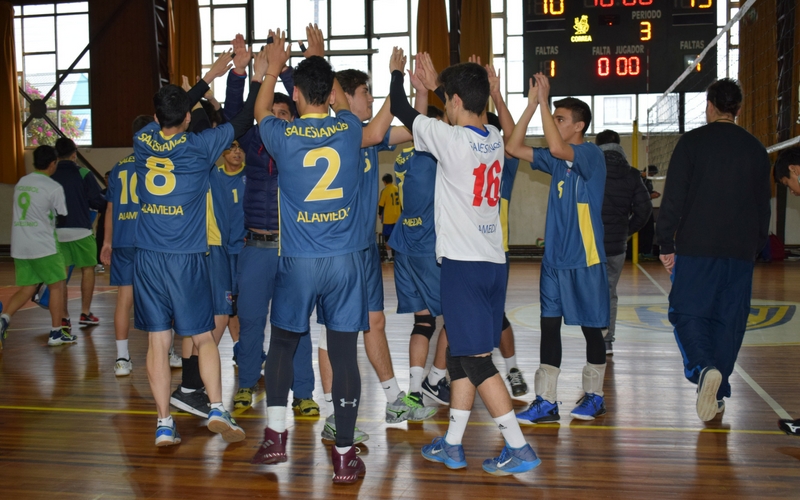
[60, 235, 98, 268]
[14, 253, 67, 286]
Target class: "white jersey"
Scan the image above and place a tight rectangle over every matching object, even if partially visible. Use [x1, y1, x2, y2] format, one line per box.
[412, 115, 506, 264]
[11, 171, 68, 259]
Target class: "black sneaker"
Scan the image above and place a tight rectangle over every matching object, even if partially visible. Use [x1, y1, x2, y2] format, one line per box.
[605, 341, 613, 356]
[169, 386, 209, 418]
[421, 377, 451, 405]
[506, 368, 529, 397]
[778, 418, 800, 436]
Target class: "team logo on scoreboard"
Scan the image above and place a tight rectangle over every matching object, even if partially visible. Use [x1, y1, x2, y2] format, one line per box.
[571, 15, 592, 43]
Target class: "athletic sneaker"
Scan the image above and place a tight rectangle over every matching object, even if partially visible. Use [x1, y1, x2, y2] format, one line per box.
[482, 443, 541, 476]
[170, 386, 209, 418]
[778, 418, 800, 436]
[168, 347, 182, 368]
[421, 436, 467, 469]
[421, 377, 451, 405]
[114, 358, 133, 377]
[251, 427, 288, 464]
[717, 399, 725, 414]
[48, 328, 77, 346]
[605, 341, 614, 356]
[516, 396, 560, 424]
[570, 393, 606, 420]
[320, 414, 369, 443]
[234, 386, 255, 409]
[292, 397, 320, 416]
[696, 366, 722, 422]
[332, 445, 366, 484]
[506, 368, 528, 397]
[386, 391, 438, 423]
[207, 407, 246, 442]
[61, 318, 71, 332]
[155, 422, 181, 447]
[79, 312, 100, 326]
[0, 313, 10, 350]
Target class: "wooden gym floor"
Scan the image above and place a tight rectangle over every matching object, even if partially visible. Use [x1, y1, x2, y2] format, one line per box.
[0, 258, 798, 499]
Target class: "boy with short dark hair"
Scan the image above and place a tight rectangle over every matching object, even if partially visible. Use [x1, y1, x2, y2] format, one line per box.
[1, 145, 70, 348]
[506, 73, 610, 424]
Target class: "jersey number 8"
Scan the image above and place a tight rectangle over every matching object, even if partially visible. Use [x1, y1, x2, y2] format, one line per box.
[472, 161, 501, 207]
[145, 157, 177, 196]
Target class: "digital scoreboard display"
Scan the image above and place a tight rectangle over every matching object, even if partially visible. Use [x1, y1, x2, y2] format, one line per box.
[523, 0, 718, 95]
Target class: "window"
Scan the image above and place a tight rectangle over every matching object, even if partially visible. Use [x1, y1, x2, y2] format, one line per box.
[14, 2, 92, 147]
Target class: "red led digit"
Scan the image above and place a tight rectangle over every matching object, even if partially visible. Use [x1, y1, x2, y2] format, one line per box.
[598, 57, 610, 76]
[595, 0, 614, 7]
[639, 0, 653, 4]
[616, 57, 628, 76]
[629, 56, 640, 75]
[622, 0, 636, 6]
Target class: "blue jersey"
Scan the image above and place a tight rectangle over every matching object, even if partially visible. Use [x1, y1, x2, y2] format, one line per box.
[357, 126, 395, 247]
[531, 143, 606, 269]
[133, 122, 234, 254]
[209, 164, 246, 254]
[388, 147, 437, 257]
[499, 156, 519, 253]
[106, 154, 139, 248]
[258, 111, 364, 257]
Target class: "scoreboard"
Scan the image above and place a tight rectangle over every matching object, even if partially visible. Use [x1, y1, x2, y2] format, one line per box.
[523, 0, 719, 95]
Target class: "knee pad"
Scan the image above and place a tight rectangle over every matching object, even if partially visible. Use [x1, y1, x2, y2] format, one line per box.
[411, 313, 436, 340]
[230, 294, 239, 317]
[461, 355, 499, 388]
[502, 313, 510, 331]
[534, 364, 561, 403]
[446, 347, 467, 382]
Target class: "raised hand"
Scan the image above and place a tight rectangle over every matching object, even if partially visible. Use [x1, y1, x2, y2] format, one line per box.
[205, 49, 234, 82]
[486, 64, 501, 96]
[408, 56, 426, 93]
[304, 23, 324, 58]
[527, 76, 539, 108]
[534, 72, 550, 104]
[468, 54, 481, 65]
[252, 45, 269, 81]
[390, 46, 407, 74]
[181, 75, 192, 92]
[417, 52, 439, 91]
[265, 29, 291, 77]
[232, 33, 252, 72]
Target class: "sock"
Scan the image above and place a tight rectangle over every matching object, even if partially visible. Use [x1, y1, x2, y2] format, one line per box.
[157, 416, 173, 427]
[180, 386, 197, 394]
[409, 366, 425, 393]
[427, 366, 447, 385]
[444, 408, 471, 445]
[210, 402, 224, 411]
[381, 377, 401, 402]
[324, 393, 334, 415]
[494, 410, 526, 448]
[116, 339, 129, 360]
[504, 354, 518, 374]
[335, 445, 352, 454]
[268, 406, 286, 433]
[1, 313, 10, 324]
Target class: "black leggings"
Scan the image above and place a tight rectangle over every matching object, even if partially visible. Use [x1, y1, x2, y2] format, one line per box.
[327, 329, 361, 447]
[540, 317, 605, 367]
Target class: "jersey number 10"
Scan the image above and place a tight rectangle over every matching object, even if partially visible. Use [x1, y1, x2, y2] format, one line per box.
[472, 161, 501, 207]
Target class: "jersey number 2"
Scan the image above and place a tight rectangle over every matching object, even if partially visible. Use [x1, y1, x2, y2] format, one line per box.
[472, 161, 501, 207]
[304, 147, 343, 202]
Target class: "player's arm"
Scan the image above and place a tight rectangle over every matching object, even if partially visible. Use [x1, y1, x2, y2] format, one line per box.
[535, 73, 573, 162]
[386, 55, 428, 146]
[656, 137, 692, 272]
[628, 172, 653, 236]
[222, 34, 251, 121]
[506, 77, 539, 163]
[486, 64, 514, 140]
[417, 52, 446, 105]
[389, 66, 421, 131]
[186, 50, 233, 105]
[100, 200, 113, 266]
[255, 33, 285, 123]
[363, 47, 407, 147]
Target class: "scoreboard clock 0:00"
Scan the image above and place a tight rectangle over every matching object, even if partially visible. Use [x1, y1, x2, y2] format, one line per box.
[523, 0, 718, 96]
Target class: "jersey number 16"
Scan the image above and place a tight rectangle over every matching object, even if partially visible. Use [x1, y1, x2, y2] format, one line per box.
[472, 160, 501, 207]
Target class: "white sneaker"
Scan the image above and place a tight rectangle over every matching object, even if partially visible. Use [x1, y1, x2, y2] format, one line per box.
[168, 347, 182, 368]
[115, 358, 133, 377]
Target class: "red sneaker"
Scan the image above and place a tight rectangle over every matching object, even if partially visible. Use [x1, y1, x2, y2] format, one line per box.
[79, 312, 99, 326]
[332, 446, 365, 484]
[61, 318, 72, 332]
[251, 427, 288, 464]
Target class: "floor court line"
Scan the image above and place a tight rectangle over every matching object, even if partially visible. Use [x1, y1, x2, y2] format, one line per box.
[636, 262, 790, 419]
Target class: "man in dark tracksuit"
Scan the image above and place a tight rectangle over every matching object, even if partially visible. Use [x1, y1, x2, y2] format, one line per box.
[224, 65, 318, 414]
[596, 130, 652, 356]
[657, 78, 770, 422]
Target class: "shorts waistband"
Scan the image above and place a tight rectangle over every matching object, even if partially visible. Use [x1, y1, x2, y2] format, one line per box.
[246, 231, 279, 242]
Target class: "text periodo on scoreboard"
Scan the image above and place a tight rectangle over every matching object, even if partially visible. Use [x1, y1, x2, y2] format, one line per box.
[523, 0, 718, 95]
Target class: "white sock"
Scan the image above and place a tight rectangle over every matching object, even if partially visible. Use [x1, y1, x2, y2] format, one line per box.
[409, 366, 425, 393]
[427, 366, 447, 385]
[381, 377, 401, 402]
[335, 445, 352, 454]
[444, 408, 471, 445]
[494, 410, 526, 448]
[504, 354, 518, 374]
[180, 386, 196, 394]
[157, 416, 173, 427]
[1, 313, 10, 323]
[324, 393, 334, 415]
[267, 406, 286, 433]
[116, 339, 129, 360]
[210, 402, 224, 411]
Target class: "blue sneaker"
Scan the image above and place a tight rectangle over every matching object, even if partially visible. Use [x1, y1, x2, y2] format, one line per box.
[482, 443, 541, 476]
[0, 312, 10, 350]
[47, 328, 77, 346]
[421, 436, 467, 469]
[516, 396, 560, 424]
[421, 377, 451, 405]
[155, 422, 181, 447]
[208, 407, 246, 442]
[570, 393, 606, 420]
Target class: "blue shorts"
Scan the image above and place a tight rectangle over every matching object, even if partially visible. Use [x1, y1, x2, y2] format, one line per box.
[208, 245, 234, 316]
[364, 242, 384, 311]
[271, 251, 368, 333]
[133, 249, 215, 336]
[394, 251, 441, 316]
[382, 223, 395, 238]
[110, 247, 135, 286]
[540, 263, 609, 327]
[440, 258, 506, 356]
